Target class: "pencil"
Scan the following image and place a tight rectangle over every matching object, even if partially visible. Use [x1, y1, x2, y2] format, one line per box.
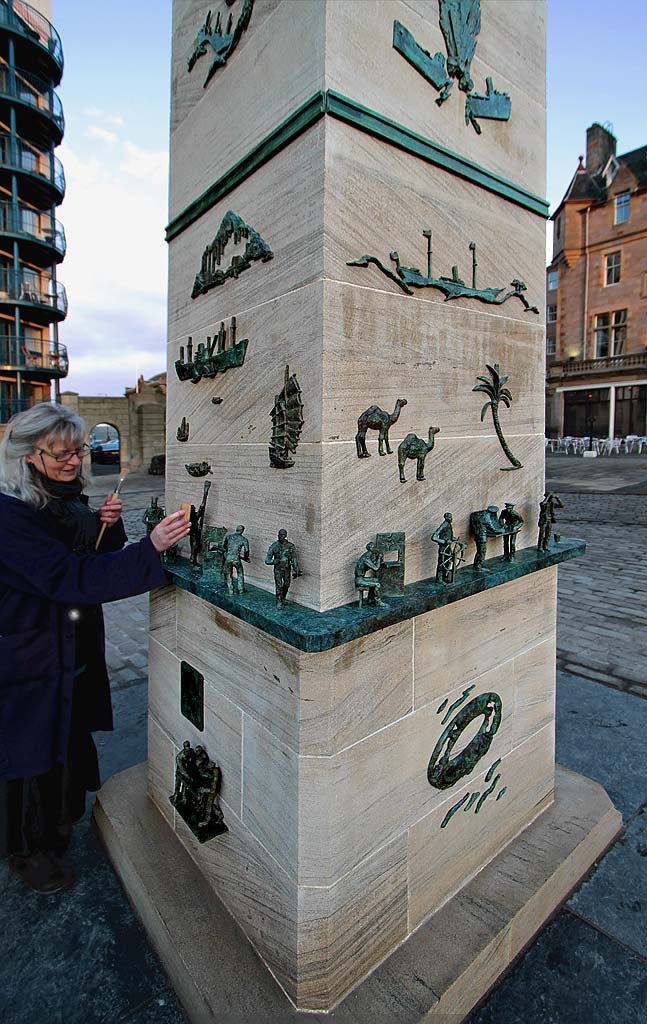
[95, 475, 126, 550]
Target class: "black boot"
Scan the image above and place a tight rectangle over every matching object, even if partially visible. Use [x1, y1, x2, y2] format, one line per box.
[8, 851, 76, 894]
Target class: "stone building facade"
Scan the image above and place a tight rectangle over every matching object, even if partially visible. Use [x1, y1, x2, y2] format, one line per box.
[546, 123, 647, 440]
[60, 372, 166, 472]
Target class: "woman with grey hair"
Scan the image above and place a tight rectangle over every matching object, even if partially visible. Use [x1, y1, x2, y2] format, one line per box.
[0, 402, 189, 893]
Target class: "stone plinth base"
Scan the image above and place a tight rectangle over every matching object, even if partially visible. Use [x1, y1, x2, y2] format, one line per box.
[94, 763, 620, 1023]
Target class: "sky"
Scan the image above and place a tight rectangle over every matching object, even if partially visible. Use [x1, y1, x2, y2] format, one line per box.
[52, 0, 647, 396]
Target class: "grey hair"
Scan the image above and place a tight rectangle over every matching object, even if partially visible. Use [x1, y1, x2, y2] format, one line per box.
[0, 402, 86, 508]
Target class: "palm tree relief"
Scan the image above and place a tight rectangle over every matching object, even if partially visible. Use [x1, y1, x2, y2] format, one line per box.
[473, 363, 523, 470]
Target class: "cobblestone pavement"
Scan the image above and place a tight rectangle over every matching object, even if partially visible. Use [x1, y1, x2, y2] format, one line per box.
[546, 456, 647, 700]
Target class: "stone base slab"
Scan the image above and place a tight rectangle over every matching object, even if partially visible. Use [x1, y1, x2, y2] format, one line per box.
[94, 763, 620, 1022]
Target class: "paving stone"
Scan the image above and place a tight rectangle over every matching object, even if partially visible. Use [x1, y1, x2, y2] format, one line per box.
[468, 911, 647, 1024]
[0, 822, 174, 1024]
[119, 992, 188, 1024]
[555, 671, 647, 820]
[568, 806, 647, 960]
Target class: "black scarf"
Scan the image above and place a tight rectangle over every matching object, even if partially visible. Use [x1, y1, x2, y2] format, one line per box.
[37, 472, 98, 556]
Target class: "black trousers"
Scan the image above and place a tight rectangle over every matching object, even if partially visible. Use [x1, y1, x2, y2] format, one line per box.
[0, 672, 101, 859]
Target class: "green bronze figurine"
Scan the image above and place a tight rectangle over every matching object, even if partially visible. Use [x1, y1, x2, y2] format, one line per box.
[143, 496, 164, 535]
[498, 502, 524, 560]
[222, 525, 249, 595]
[398, 425, 440, 482]
[355, 543, 385, 608]
[169, 740, 228, 843]
[265, 529, 302, 607]
[355, 399, 408, 458]
[472, 363, 523, 470]
[431, 512, 467, 583]
[189, 481, 211, 567]
[538, 492, 564, 550]
[470, 505, 504, 571]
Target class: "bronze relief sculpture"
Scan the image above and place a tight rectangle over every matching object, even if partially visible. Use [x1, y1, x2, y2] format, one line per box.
[538, 492, 564, 550]
[188, 0, 255, 88]
[349, 231, 538, 312]
[431, 512, 467, 584]
[269, 365, 304, 469]
[355, 399, 408, 458]
[265, 530, 302, 607]
[472, 363, 523, 470]
[398, 426, 440, 482]
[170, 741, 228, 842]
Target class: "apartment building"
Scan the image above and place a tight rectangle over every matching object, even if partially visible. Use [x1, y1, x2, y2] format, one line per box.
[0, 0, 67, 424]
[545, 122, 647, 439]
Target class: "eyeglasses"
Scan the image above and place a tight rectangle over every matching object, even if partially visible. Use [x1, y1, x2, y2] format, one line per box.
[37, 443, 91, 463]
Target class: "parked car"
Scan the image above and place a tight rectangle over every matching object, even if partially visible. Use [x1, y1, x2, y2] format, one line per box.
[91, 438, 120, 465]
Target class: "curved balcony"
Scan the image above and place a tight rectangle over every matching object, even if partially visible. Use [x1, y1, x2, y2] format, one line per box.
[0, 200, 65, 262]
[0, 65, 64, 145]
[0, 329, 68, 377]
[0, 132, 65, 206]
[0, 267, 67, 324]
[0, 1, 63, 85]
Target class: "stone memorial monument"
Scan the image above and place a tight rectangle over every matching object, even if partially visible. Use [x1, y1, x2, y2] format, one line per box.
[95, 2, 621, 1019]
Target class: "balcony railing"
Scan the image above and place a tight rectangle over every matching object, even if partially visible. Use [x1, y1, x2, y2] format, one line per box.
[0, 1, 63, 74]
[0, 131, 65, 198]
[549, 352, 647, 378]
[0, 267, 67, 316]
[0, 330, 67, 374]
[0, 199, 65, 255]
[0, 65, 64, 135]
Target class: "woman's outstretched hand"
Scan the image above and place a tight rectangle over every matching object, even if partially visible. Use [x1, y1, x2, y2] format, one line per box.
[150, 510, 191, 553]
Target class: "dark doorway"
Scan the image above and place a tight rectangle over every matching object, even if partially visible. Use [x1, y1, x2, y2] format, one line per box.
[563, 388, 610, 438]
[614, 385, 647, 438]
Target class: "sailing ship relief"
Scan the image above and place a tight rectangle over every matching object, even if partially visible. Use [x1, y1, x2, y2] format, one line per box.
[269, 365, 303, 469]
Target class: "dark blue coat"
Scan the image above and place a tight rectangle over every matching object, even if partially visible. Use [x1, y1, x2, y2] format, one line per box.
[0, 493, 168, 781]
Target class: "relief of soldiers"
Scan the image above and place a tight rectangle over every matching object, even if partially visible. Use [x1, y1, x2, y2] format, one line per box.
[265, 529, 302, 607]
[222, 525, 249, 595]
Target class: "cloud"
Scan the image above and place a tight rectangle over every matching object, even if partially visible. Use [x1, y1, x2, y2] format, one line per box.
[56, 136, 169, 394]
[85, 125, 119, 145]
[83, 107, 125, 128]
[119, 142, 168, 188]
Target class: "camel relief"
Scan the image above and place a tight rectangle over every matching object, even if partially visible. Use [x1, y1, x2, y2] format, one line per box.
[355, 399, 408, 458]
[398, 426, 441, 482]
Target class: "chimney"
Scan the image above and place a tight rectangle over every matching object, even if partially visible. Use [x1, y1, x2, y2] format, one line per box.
[585, 123, 616, 174]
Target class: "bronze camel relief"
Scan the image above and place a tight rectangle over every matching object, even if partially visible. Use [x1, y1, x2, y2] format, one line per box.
[398, 426, 441, 482]
[355, 399, 408, 458]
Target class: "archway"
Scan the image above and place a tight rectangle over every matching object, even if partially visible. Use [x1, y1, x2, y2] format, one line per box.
[89, 421, 121, 475]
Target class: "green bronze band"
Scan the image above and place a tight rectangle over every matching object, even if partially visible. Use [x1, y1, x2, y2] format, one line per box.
[324, 91, 548, 217]
[165, 538, 584, 654]
[166, 92, 327, 241]
[165, 90, 548, 242]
